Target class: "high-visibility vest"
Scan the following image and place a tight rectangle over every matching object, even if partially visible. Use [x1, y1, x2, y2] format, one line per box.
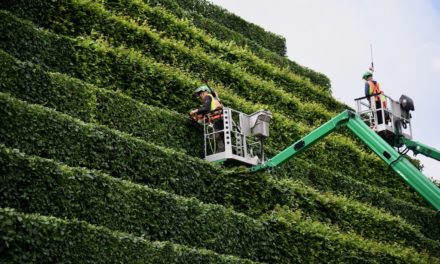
[207, 94, 223, 122]
[368, 81, 387, 108]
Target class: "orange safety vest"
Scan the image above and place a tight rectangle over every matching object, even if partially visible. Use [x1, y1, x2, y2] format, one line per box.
[368, 81, 387, 108]
[207, 94, 223, 123]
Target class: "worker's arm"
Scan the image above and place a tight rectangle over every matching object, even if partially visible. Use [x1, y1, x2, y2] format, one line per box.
[364, 82, 370, 97]
[196, 96, 212, 115]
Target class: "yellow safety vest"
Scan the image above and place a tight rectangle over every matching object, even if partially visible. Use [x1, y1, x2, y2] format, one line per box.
[368, 81, 387, 107]
[207, 94, 223, 122]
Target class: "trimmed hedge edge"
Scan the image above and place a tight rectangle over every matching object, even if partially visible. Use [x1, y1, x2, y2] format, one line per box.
[0, 208, 257, 264]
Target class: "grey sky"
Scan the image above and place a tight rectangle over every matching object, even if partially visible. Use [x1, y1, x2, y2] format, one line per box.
[210, 0, 440, 181]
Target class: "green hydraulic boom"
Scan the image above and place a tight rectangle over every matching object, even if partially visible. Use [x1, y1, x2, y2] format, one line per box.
[399, 137, 440, 162]
[251, 110, 440, 211]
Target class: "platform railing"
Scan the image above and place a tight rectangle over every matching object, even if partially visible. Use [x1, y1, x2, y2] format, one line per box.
[202, 107, 266, 165]
[354, 93, 412, 139]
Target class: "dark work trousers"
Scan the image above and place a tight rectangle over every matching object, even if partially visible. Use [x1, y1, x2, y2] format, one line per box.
[213, 119, 225, 152]
[375, 100, 383, 125]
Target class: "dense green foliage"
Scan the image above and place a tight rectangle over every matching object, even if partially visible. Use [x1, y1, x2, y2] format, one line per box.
[273, 157, 440, 240]
[1, 1, 439, 262]
[0, 90, 438, 250]
[104, 0, 337, 105]
[0, 50, 437, 235]
[1, 42, 438, 240]
[0, 208, 257, 264]
[0, 146, 435, 263]
[0, 10, 422, 202]
[0, 146, 272, 262]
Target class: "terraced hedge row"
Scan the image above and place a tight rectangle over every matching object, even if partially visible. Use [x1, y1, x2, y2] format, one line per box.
[1, 1, 437, 262]
[169, 4, 332, 91]
[145, 0, 287, 56]
[1, 0, 338, 119]
[0, 10, 419, 200]
[0, 91, 438, 248]
[274, 179, 440, 250]
[0, 93, 221, 198]
[0, 208, 256, 264]
[0, 146, 434, 263]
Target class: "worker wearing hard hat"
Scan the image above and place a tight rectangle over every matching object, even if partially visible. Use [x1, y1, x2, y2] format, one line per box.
[363, 71, 387, 125]
[190, 85, 224, 152]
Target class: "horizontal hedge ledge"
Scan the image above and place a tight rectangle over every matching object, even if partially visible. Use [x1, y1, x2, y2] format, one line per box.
[0, 208, 258, 264]
[102, 0, 337, 102]
[0, 146, 276, 262]
[0, 92, 225, 200]
[127, 0, 332, 90]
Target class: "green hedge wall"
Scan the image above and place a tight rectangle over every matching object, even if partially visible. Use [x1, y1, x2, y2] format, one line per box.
[0, 51, 382, 215]
[0, 10, 198, 113]
[0, 51, 434, 232]
[0, 2, 436, 258]
[0, 91, 438, 249]
[0, 147, 434, 263]
[0, 45, 433, 231]
[144, 0, 286, 56]
[0, 0, 338, 120]
[0, 8, 426, 204]
[273, 177, 440, 253]
[0, 10, 419, 200]
[0, 208, 257, 264]
[261, 208, 435, 264]
[180, 0, 287, 55]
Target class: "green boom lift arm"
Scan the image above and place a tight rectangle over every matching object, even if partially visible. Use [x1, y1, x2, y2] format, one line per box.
[251, 110, 440, 211]
[400, 137, 440, 162]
